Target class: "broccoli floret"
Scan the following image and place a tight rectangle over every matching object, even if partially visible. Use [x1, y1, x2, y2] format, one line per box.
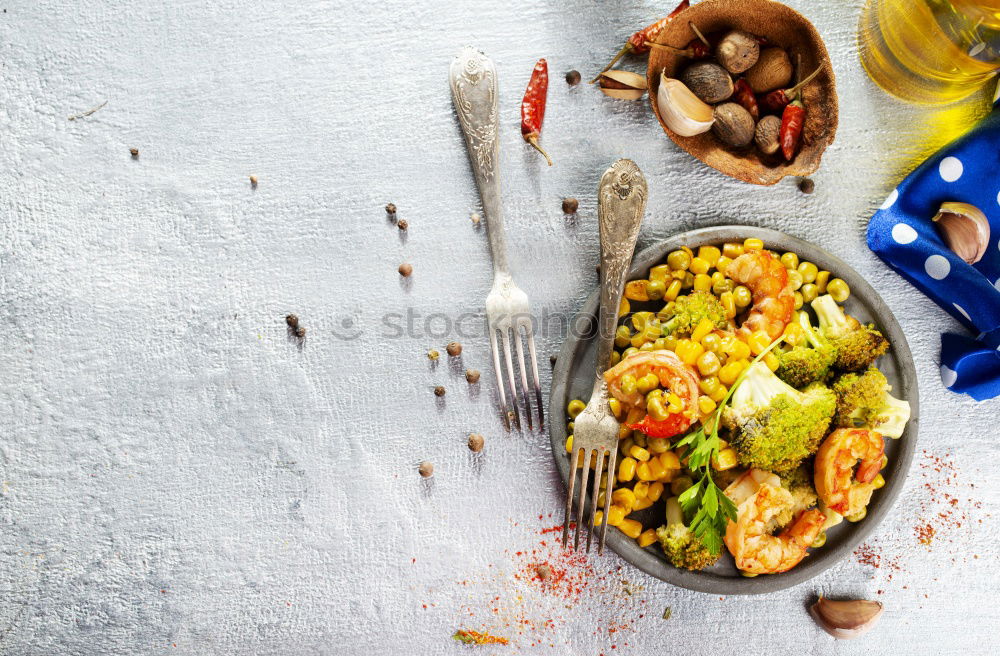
[812, 294, 889, 372]
[723, 362, 836, 473]
[775, 311, 838, 388]
[832, 368, 912, 438]
[661, 291, 728, 336]
[656, 497, 720, 571]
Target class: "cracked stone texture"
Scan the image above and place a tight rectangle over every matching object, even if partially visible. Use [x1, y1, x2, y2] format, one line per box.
[2, 0, 998, 654]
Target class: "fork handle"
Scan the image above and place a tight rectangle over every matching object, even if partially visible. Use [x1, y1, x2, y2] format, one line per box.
[449, 47, 508, 275]
[594, 159, 647, 387]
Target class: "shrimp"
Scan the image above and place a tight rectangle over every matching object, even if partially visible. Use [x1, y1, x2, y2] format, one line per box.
[725, 251, 795, 341]
[814, 428, 885, 515]
[724, 468, 826, 574]
[603, 350, 700, 438]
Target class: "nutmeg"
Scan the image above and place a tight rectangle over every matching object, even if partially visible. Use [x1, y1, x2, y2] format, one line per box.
[716, 30, 760, 74]
[712, 103, 755, 147]
[680, 62, 734, 104]
[745, 47, 793, 93]
[754, 115, 782, 155]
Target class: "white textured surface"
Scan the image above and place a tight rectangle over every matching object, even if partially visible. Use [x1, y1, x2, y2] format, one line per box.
[2, 0, 999, 654]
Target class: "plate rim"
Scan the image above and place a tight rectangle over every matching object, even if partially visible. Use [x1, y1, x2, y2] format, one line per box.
[548, 225, 919, 595]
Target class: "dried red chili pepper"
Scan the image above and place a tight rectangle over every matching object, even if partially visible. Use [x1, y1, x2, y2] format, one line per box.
[591, 0, 690, 82]
[521, 58, 552, 166]
[760, 65, 822, 114]
[732, 79, 759, 120]
[780, 99, 805, 161]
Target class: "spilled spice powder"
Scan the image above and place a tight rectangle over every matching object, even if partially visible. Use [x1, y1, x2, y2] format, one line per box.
[453, 629, 509, 645]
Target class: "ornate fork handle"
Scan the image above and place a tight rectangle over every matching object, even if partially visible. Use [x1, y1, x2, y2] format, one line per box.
[449, 47, 508, 275]
[593, 160, 648, 392]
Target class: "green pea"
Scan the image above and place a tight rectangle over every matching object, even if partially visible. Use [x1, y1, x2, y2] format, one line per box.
[652, 337, 669, 350]
[567, 421, 575, 433]
[793, 291, 803, 310]
[827, 278, 850, 302]
[811, 532, 827, 548]
[712, 278, 735, 296]
[638, 342, 655, 351]
[567, 399, 586, 418]
[681, 272, 694, 289]
[662, 334, 679, 351]
[701, 333, 722, 354]
[670, 475, 694, 496]
[846, 507, 867, 522]
[646, 279, 666, 300]
[666, 250, 691, 271]
[636, 373, 659, 394]
[646, 388, 664, 402]
[619, 374, 637, 396]
[615, 325, 631, 348]
[801, 283, 819, 303]
[621, 347, 639, 360]
[733, 285, 752, 308]
[740, 570, 759, 578]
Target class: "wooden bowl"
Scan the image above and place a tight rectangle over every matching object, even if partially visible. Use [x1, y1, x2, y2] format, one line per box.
[646, 0, 838, 185]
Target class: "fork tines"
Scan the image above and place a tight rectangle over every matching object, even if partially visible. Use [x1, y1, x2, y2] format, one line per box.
[562, 445, 618, 553]
[489, 319, 543, 431]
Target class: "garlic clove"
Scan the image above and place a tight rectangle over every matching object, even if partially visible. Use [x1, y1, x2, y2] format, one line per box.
[598, 70, 647, 100]
[656, 73, 714, 137]
[810, 596, 884, 639]
[932, 202, 990, 264]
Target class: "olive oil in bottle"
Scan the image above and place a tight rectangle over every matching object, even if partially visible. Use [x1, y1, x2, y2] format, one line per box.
[859, 0, 1000, 104]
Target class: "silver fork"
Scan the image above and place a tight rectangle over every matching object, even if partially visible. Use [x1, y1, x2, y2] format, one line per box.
[449, 47, 543, 432]
[563, 159, 647, 553]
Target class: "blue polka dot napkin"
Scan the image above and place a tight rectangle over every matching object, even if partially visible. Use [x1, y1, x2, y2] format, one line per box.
[867, 83, 1000, 401]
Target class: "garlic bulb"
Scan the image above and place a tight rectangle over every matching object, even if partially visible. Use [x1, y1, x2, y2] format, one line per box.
[656, 74, 714, 137]
[932, 202, 990, 264]
[810, 597, 884, 639]
[597, 70, 647, 101]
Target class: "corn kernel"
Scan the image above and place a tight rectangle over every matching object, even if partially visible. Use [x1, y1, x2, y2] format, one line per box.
[646, 457, 667, 480]
[677, 339, 704, 366]
[618, 423, 632, 439]
[783, 321, 804, 346]
[698, 395, 717, 414]
[649, 264, 670, 282]
[593, 510, 604, 527]
[618, 518, 643, 539]
[689, 256, 710, 275]
[748, 330, 772, 355]
[632, 481, 650, 498]
[722, 242, 744, 259]
[693, 273, 712, 292]
[636, 461, 656, 481]
[699, 375, 721, 396]
[619, 437, 635, 457]
[815, 269, 830, 293]
[618, 298, 630, 317]
[659, 451, 681, 470]
[647, 481, 665, 502]
[697, 245, 721, 267]
[780, 251, 799, 270]
[600, 472, 608, 489]
[632, 496, 653, 512]
[743, 237, 764, 252]
[710, 385, 728, 402]
[635, 373, 659, 394]
[786, 269, 803, 291]
[617, 457, 637, 482]
[629, 445, 651, 462]
[716, 255, 732, 273]
[719, 360, 745, 385]
[690, 317, 714, 343]
[764, 352, 780, 372]
[608, 398, 622, 419]
[720, 290, 736, 319]
[612, 487, 636, 512]
[666, 392, 683, 413]
[609, 350, 621, 367]
[713, 447, 738, 470]
[664, 279, 683, 302]
[638, 528, 658, 548]
[565, 435, 574, 453]
[607, 505, 627, 527]
[872, 473, 885, 489]
[793, 291, 803, 310]
[577, 450, 586, 468]
[625, 279, 650, 301]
